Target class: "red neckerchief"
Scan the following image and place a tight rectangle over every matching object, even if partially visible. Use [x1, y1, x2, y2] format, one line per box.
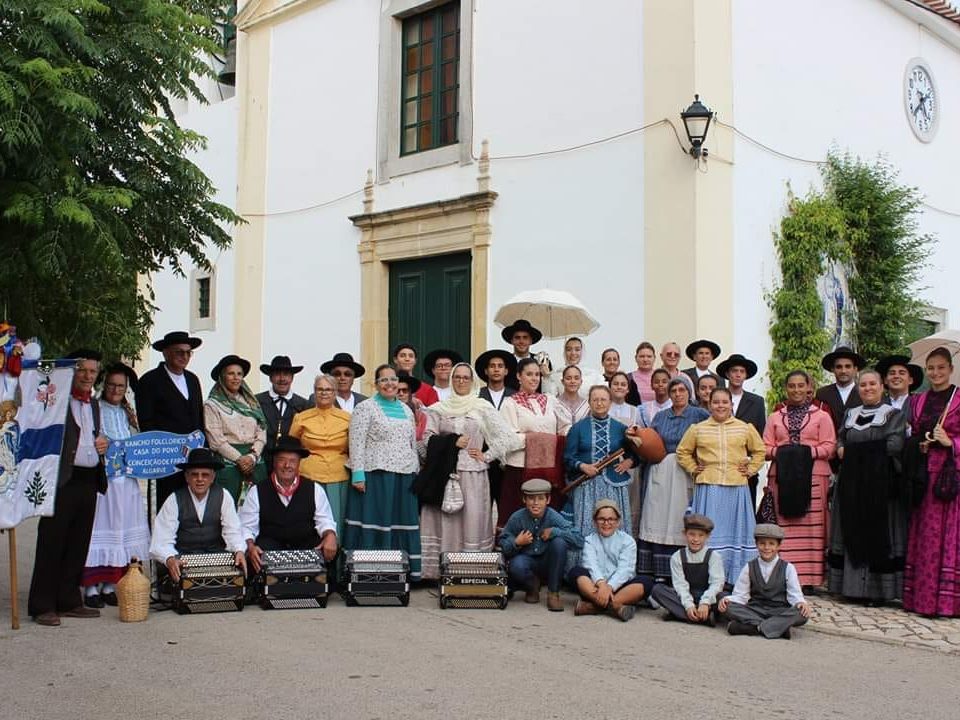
[272, 472, 300, 499]
[513, 391, 547, 413]
[71, 388, 92, 403]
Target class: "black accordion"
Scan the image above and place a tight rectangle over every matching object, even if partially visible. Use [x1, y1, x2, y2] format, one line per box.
[259, 549, 329, 610]
[342, 549, 410, 606]
[439, 551, 508, 609]
[172, 552, 245, 614]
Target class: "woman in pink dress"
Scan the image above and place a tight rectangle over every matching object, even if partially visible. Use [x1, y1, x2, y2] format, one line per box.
[903, 347, 960, 617]
[763, 370, 836, 589]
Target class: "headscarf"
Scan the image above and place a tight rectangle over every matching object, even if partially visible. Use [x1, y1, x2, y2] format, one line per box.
[207, 371, 267, 428]
[430, 362, 520, 461]
[668, 374, 694, 402]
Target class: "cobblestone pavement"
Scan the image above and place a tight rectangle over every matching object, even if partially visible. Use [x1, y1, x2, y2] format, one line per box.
[807, 594, 960, 654]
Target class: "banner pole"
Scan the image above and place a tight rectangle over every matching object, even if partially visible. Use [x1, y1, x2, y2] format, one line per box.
[8, 528, 19, 630]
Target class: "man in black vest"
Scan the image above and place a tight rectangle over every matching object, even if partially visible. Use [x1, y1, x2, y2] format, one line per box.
[256, 355, 310, 454]
[136, 331, 205, 509]
[682, 339, 726, 389]
[29, 349, 109, 626]
[148, 448, 246, 583]
[717, 353, 767, 505]
[239, 435, 338, 573]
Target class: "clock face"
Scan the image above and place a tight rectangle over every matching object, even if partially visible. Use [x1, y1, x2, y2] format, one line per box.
[904, 59, 938, 142]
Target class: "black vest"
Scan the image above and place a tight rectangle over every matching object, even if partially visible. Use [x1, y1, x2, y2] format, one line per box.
[747, 558, 788, 609]
[256, 479, 320, 550]
[175, 485, 226, 554]
[681, 548, 714, 603]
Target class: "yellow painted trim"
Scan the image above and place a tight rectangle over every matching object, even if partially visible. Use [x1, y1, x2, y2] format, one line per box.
[236, 0, 332, 31]
[642, 0, 734, 351]
[349, 191, 497, 395]
[232, 20, 272, 391]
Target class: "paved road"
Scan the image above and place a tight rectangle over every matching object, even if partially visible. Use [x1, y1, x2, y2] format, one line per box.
[2, 519, 959, 720]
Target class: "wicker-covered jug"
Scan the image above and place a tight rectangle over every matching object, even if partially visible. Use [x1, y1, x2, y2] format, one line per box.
[116, 557, 150, 622]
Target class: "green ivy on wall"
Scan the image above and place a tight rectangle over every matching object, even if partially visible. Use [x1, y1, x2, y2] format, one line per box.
[767, 153, 934, 406]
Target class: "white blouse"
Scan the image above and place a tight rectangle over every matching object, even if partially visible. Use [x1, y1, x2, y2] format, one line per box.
[500, 394, 571, 467]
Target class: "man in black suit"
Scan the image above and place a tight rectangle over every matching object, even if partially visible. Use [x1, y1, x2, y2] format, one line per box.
[475, 349, 517, 410]
[815, 346, 865, 433]
[717, 353, 767, 505]
[682, 339, 726, 389]
[135, 330, 205, 509]
[28, 349, 109, 626]
[256, 355, 309, 453]
[318, 352, 367, 413]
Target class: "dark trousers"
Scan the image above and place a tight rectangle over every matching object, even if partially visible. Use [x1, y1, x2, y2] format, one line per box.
[28, 467, 100, 616]
[507, 537, 568, 593]
[748, 474, 759, 508]
[724, 601, 807, 638]
[651, 584, 727, 621]
[155, 471, 186, 513]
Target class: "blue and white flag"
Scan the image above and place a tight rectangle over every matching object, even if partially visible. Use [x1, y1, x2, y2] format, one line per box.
[0, 360, 74, 529]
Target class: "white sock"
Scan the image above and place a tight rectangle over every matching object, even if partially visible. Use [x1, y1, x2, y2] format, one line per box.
[102, 583, 116, 594]
[85, 585, 100, 597]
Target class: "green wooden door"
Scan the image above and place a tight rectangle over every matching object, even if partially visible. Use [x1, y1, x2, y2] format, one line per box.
[388, 252, 471, 376]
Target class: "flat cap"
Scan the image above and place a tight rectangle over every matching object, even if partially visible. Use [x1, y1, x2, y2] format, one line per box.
[754, 523, 785, 541]
[521, 478, 552, 495]
[683, 513, 715, 533]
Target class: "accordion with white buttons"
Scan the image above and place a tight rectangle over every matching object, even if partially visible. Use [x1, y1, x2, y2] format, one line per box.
[439, 551, 508, 609]
[173, 552, 245, 614]
[259, 549, 329, 610]
[342, 549, 410, 606]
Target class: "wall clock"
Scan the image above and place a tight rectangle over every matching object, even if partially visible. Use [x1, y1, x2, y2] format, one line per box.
[904, 58, 938, 142]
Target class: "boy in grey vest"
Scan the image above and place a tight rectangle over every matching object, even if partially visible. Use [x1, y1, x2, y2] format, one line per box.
[719, 524, 811, 638]
[651, 513, 726, 625]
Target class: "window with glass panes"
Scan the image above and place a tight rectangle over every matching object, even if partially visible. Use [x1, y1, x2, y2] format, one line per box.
[400, 2, 460, 155]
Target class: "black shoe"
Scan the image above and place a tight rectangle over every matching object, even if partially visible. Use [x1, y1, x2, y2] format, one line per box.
[727, 620, 760, 636]
[101, 592, 118, 607]
[704, 610, 717, 628]
[84, 594, 105, 609]
[781, 628, 792, 640]
[661, 613, 677, 622]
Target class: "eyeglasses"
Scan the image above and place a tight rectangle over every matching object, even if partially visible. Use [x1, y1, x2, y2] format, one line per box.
[433, 362, 453, 370]
[104, 383, 127, 390]
[315, 388, 335, 394]
[596, 517, 619, 524]
[331, 370, 354, 378]
[663, 352, 680, 357]
[452, 375, 472, 382]
[397, 387, 410, 394]
[376, 377, 399, 384]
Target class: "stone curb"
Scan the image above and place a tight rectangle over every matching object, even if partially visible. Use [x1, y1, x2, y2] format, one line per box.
[806, 618, 960, 655]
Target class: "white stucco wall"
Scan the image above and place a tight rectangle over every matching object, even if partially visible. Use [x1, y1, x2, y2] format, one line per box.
[144, 95, 239, 382]
[731, 0, 960, 394]
[258, 0, 644, 394]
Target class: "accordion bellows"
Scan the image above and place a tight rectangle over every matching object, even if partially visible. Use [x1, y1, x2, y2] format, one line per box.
[259, 549, 329, 610]
[439, 551, 508, 609]
[174, 552, 245, 614]
[342, 549, 410, 606]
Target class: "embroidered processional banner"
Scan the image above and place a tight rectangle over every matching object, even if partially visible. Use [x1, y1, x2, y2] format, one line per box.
[0, 360, 74, 529]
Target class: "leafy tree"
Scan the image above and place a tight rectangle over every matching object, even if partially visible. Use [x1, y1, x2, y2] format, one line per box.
[0, 0, 239, 359]
[766, 192, 848, 407]
[823, 152, 932, 366]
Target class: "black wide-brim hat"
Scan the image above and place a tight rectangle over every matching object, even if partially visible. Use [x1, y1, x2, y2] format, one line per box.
[210, 354, 252, 382]
[474, 349, 518, 383]
[500, 319, 543, 345]
[260, 355, 304, 375]
[875, 354, 924, 389]
[319, 352, 365, 378]
[152, 330, 202, 352]
[176, 447, 224, 471]
[396, 372, 422, 393]
[270, 435, 310, 459]
[66, 348, 103, 362]
[685, 339, 721, 361]
[716, 353, 758, 380]
[423, 348, 464, 379]
[821, 346, 866, 371]
[100, 362, 139, 392]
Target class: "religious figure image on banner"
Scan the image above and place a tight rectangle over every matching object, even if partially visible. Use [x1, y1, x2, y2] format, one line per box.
[0, 400, 20, 495]
[0, 360, 73, 530]
[818, 259, 856, 350]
